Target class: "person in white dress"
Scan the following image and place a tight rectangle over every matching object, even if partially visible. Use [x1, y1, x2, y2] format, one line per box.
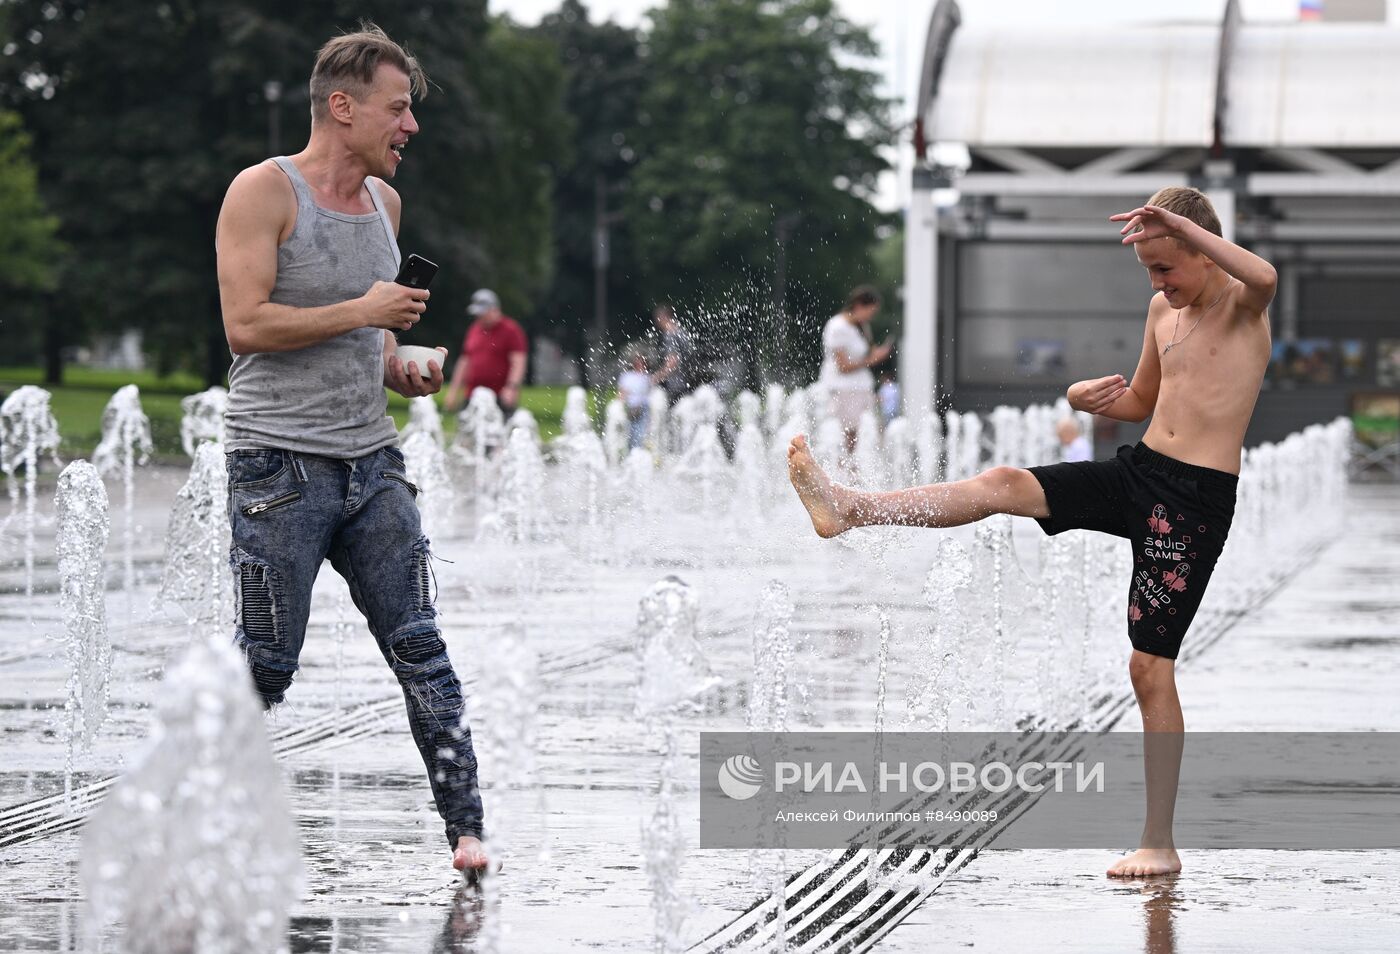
[818, 286, 892, 455]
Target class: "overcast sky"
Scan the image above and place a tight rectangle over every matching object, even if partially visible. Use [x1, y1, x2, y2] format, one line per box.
[489, 0, 1389, 208]
[491, 0, 1323, 103]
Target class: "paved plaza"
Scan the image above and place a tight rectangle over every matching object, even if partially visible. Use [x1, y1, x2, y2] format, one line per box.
[0, 464, 1395, 953]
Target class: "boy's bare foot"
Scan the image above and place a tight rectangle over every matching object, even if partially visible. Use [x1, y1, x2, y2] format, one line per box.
[452, 836, 499, 882]
[1107, 847, 1181, 877]
[787, 434, 855, 538]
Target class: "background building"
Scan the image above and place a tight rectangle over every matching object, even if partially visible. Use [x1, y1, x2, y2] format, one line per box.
[903, 0, 1400, 450]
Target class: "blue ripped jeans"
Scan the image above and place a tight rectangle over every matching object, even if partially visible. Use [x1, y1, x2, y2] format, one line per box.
[227, 445, 483, 847]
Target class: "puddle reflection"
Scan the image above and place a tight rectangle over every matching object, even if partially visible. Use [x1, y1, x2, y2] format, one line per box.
[1141, 876, 1180, 954]
[432, 884, 486, 953]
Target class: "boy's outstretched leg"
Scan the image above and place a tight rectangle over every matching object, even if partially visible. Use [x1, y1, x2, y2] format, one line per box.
[1109, 651, 1184, 877]
[787, 433, 1049, 537]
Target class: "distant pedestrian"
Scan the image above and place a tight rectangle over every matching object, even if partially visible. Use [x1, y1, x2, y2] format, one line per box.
[444, 288, 528, 414]
[617, 350, 652, 450]
[819, 285, 891, 454]
[1057, 417, 1092, 463]
[652, 302, 694, 405]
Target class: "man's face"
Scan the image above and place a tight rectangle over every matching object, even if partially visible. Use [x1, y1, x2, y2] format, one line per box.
[1134, 238, 1212, 309]
[654, 310, 675, 332]
[478, 307, 502, 326]
[347, 63, 418, 179]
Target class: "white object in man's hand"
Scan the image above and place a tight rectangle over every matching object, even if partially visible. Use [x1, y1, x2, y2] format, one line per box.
[395, 344, 443, 379]
[386, 346, 447, 397]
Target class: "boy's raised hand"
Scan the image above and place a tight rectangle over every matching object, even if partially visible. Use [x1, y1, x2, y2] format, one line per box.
[1068, 374, 1127, 415]
[1110, 204, 1191, 245]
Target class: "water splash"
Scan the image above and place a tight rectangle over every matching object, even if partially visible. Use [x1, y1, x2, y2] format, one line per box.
[852, 411, 884, 486]
[55, 461, 111, 799]
[604, 396, 630, 465]
[646, 387, 669, 454]
[92, 384, 153, 613]
[916, 413, 943, 484]
[747, 581, 794, 732]
[505, 407, 540, 445]
[972, 516, 1016, 726]
[561, 385, 591, 438]
[497, 427, 547, 544]
[618, 446, 656, 525]
[403, 428, 453, 539]
[454, 388, 507, 525]
[635, 577, 718, 719]
[735, 390, 763, 431]
[884, 417, 914, 487]
[732, 422, 769, 517]
[179, 386, 227, 457]
[1, 385, 62, 614]
[474, 626, 541, 954]
[906, 538, 972, 732]
[402, 395, 445, 447]
[83, 635, 302, 954]
[158, 442, 233, 628]
[635, 577, 717, 954]
[762, 383, 786, 439]
[812, 416, 845, 467]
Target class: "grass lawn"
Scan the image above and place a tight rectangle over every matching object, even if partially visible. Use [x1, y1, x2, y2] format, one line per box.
[0, 366, 588, 461]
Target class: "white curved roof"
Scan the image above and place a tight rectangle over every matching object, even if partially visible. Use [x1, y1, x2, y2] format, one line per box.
[928, 26, 1220, 148]
[925, 21, 1400, 149]
[1226, 25, 1400, 147]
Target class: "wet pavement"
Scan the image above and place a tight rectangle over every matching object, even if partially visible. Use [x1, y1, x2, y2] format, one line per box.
[880, 483, 1400, 953]
[1, 458, 1396, 952]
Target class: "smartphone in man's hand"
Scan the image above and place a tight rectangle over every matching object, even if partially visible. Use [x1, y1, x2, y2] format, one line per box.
[395, 253, 438, 290]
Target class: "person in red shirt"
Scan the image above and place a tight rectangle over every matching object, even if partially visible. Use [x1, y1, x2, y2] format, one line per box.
[443, 288, 529, 413]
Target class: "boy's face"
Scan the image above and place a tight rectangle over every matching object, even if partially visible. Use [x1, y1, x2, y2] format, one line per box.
[1134, 237, 1214, 309]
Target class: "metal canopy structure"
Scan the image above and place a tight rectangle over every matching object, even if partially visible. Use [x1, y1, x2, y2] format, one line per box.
[902, 0, 1400, 447]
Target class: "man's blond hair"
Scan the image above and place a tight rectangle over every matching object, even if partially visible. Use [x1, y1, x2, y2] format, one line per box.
[309, 23, 427, 124]
[1145, 186, 1222, 245]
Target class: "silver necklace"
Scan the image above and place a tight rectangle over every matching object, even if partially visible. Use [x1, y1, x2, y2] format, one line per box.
[1163, 280, 1231, 355]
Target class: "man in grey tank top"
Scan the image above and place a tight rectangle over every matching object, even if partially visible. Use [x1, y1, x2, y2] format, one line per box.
[214, 24, 492, 879]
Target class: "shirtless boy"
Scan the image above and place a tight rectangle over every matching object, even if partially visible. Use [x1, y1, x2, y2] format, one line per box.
[787, 187, 1275, 877]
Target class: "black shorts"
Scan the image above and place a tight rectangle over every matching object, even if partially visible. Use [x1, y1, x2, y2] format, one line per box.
[1027, 443, 1238, 659]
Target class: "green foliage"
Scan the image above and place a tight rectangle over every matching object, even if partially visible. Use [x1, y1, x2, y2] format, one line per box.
[0, 0, 897, 387]
[460, 18, 571, 329]
[0, 110, 61, 293]
[528, 0, 649, 353]
[0, 1, 567, 382]
[0, 366, 570, 455]
[0, 109, 62, 365]
[625, 0, 895, 375]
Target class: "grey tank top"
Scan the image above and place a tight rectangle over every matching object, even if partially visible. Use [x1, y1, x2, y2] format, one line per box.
[224, 156, 401, 458]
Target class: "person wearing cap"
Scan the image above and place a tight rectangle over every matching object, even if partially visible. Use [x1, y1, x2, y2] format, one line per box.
[443, 288, 529, 414]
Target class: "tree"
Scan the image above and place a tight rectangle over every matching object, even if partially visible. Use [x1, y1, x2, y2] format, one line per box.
[0, 1, 562, 385]
[0, 109, 62, 377]
[529, 0, 647, 361]
[456, 18, 570, 337]
[625, 0, 894, 379]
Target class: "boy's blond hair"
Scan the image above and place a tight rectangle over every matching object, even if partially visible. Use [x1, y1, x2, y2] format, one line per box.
[1145, 186, 1222, 246]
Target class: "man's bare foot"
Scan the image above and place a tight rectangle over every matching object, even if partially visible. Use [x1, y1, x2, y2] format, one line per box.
[787, 435, 855, 538]
[452, 836, 499, 882]
[1107, 847, 1181, 877]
